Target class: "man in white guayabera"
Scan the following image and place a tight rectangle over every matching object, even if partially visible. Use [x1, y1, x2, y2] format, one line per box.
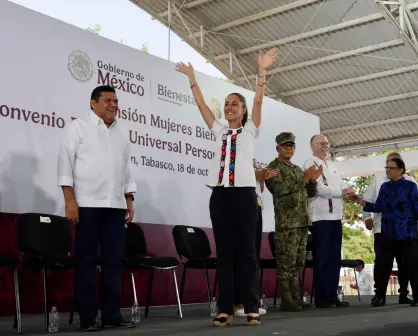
[57, 85, 136, 331]
[362, 151, 416, 306]
[303, 135, 356, 309]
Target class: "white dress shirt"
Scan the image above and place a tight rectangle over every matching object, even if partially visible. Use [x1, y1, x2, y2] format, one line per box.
[207, 120, 259, 188]
[303, 156, 348, 222]
[362, 174, 417, 234]
[355, 269, 374, 296]
[57, 112, 136, 209]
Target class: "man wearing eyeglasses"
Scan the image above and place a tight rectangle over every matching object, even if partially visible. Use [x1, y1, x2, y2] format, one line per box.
[362, 152, 416, 306]
[303, 135, 356, 309]
[265, 132, 321, 312]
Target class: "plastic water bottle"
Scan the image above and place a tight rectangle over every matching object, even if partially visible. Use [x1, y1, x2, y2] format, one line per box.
[303, 292, 310, 303]
[48, 307, 59, 332]
[131, 301, 140, 324]
[210, 297, 218, 317]
[260, 294, 267, 312]
[338, 287, 344, 302]
[96, 310, 101, 327]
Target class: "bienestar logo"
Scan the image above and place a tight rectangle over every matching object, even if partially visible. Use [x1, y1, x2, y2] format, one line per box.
[157, 84, 196, 107]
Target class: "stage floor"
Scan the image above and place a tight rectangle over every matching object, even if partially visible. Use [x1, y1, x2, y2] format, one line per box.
[1, 296, 417, 335]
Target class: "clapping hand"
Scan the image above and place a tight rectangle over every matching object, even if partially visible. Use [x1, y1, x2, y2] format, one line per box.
[304, 164, 321, 182]
[264, 168, 280, 180]
[310, 165, 323, 182]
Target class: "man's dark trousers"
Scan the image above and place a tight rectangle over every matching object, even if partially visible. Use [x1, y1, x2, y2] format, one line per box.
[374, 233, 410, 295]
[311, 220, 342, 304]
[75, 207, 126, 326]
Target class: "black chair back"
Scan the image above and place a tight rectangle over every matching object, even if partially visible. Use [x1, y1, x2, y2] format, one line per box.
[125, 222, 147, 257]
[268, 231, 276, 257]
[16, 213, 72, 257]
[172, 225, 211, 260]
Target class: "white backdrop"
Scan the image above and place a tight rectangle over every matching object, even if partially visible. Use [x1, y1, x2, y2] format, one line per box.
[0, 1, 320, 231]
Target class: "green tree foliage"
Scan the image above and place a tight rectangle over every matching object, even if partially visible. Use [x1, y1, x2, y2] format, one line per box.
[140, 43, 149, 53]
[343, 176, 373, 224]
[342, 226, 375, 263]
[86, 24, 101, 35]
[342, 176, 374, 264]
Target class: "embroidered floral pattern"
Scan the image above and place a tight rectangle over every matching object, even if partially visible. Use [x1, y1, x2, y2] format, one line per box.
[216, 128, 242, 186]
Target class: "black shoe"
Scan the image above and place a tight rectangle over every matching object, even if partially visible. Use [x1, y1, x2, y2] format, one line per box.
[80, 325, 100, 332]
[315, 301, 336, 308]
[102, 313, 135, 329]
[333, 298, 349, 307]
[399, 295, 413, 304]
[371, 295, 386, 307]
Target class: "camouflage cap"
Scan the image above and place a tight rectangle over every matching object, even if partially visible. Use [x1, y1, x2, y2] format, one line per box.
[275, 132, 296, 145]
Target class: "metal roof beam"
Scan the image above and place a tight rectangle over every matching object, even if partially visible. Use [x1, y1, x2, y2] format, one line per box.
[239, 39, 404, 81]
[322, 114, 418, 134]
[171, 4, 199, 45]
[192, 0, 322, 37]
[232, 53, 254, 91]
[213, 2, 418, 61]
[159, 0, 214, 17]
[332, 136, 418, 157]
[376, 0, 418, 58]
[281, 64, 418, 97]
[312, 90, 418, 115]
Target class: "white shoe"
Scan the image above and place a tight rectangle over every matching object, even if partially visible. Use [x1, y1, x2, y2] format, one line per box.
[235, 308, 266, 316]
[235, 309, 246, 316]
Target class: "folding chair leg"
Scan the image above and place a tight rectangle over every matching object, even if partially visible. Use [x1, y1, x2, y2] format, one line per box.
[13, 268, 21, 334]
[204, 267, 211, 310]
[177, 267, 186, 315]
[172, 269, 183, 318]
[131, 272, 138, 303]
[144, 269, 155, 318]
[273, 278, 279, 308]
[353, 268, 361, 303]
[42, 267, 49, 331]
[179, 267, 187, 303]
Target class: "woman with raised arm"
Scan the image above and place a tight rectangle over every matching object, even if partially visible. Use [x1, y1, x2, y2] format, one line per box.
[176, 48, 278, 327]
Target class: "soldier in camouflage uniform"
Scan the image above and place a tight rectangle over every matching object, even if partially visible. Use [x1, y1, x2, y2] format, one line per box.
[265, 132, 322, 312]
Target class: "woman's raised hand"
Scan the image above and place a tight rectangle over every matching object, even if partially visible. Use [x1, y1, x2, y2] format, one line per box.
[175, 62, 194, 77]
[258, 48, 279, 70]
